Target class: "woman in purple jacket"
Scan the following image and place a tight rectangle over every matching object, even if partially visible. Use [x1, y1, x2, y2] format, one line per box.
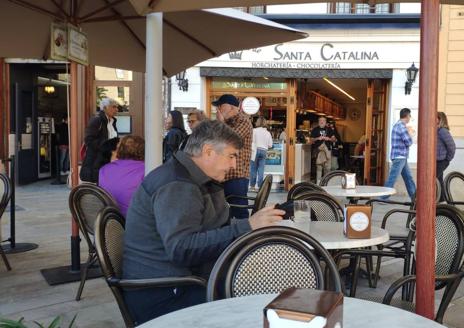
[99, 135, 145, 216]
[437, 112, 456, 201]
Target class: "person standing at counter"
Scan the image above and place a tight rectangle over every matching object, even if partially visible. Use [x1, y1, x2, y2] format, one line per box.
[214, 94, 252, 219]
[249, 117, 273, 191]
[310, 116, 336, 184]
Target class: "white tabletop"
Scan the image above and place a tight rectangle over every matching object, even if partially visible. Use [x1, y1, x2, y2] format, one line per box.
[322, 185, 396, 198]
[279, 221, 389, 249]
[140, 294, 445, 328]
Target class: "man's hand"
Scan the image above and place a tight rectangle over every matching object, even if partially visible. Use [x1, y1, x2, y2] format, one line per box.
[249, 205, 285, 230]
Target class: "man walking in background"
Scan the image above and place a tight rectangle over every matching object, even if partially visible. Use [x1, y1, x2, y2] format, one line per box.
[214, 94, 252, 219]
[383, 107, 416, 200]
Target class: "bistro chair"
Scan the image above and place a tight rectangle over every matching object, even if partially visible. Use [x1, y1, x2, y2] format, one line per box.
[0, 173, 12, 271]
[367, 178, 443, 287]
[292, 191, 344, 222]
[381, 204, 464, 324]
[206, 226, 342, 301]
[319, 170, 358, 187]
[335, 204, 464, 310]
[444, 171, 464, 210]
[69, 183, 118, 301]
[94, 207, 207, 328]
[287, 181, 326, 201]
[227, 174, 272, 215]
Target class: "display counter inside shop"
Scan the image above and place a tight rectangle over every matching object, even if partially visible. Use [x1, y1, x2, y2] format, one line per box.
[264, 141, 285, 190]
[294, 143, 311, 184]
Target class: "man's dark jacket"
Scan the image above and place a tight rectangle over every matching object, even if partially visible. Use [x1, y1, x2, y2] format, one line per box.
[80, 111, 117, 183]
[122, 151, 251, 281]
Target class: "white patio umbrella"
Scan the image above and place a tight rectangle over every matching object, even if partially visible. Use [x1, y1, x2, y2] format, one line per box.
[0, 0, 307, 274]
[0, 2, 306, 75]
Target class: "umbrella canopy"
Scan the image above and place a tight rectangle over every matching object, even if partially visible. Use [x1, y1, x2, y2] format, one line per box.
[130, 0, 464, 14]
[0, 1, 307, 75]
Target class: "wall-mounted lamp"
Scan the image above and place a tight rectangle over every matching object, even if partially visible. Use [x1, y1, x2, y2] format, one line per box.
[44, 85, 55, 94]
[175, 70, 188, 92]
[405, 63, 418, 95]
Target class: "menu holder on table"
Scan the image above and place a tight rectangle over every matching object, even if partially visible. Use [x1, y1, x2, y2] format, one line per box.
[263, 287, 343, 328]
[343, 205, 372, 239]
[341, 173, 356, 189]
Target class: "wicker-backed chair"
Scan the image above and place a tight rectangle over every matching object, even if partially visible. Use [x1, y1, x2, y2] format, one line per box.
[319, 170, 355, 186]
[366, 178, 443, 287]
[382, 204, 464, 324]
[227, 174, 272, 215]
[292, 191, 344, 222]
[444, 171, 464, 210]
[94, 207, 207, 328]
[0, 173, 12, 271]
[287, 181, 326, 201]
[69, 183, 118, 301]
[206, 226, 342, 301]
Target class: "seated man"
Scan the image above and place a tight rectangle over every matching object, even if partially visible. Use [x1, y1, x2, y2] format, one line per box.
[122, 120, 284, 324]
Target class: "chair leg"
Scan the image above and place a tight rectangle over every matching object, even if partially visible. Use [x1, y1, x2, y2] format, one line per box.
[75, 252, 95, 301]
[0, 245, 11, 271]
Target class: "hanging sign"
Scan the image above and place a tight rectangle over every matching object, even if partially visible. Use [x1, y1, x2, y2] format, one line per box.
[50, 23, 68, 61]
[68, 24, 89, 65]
[241, 97, 260, 115]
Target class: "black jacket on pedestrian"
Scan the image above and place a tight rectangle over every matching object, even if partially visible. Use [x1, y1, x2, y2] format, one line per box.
[80, 111, 118, 183]
[162, 127, 187, 162]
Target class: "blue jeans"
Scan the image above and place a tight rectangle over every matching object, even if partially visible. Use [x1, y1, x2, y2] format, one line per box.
[124, 285, 205, 325]
[224, 178, 250, 219]
[250, 148, 267, 188]
[59, 145, 69, 172]
[384, 158, 416, 200]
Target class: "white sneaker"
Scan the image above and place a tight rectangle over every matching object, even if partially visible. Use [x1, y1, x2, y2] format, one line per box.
[249, 186, 257, 192]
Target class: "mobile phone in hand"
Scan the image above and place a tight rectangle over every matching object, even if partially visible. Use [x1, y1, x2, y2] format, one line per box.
[275, 201, 294, 220]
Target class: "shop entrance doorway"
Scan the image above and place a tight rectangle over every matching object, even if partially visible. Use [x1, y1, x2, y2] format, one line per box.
[206, 75, 390, 190]
[207, 77, 294, 189]
[9, 63, 69, 185]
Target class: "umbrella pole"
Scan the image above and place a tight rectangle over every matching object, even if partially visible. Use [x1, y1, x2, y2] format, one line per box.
[145, 12, 164, 174]
[415, 0, 439, 319]
[70, 61, 80, 272]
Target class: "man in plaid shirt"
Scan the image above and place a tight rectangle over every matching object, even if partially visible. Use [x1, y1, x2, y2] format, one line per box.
[383, 108, 416, 200]
[214, 94, 252, 219]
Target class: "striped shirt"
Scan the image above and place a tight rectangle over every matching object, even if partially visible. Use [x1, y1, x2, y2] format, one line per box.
[437, 127, 456, 161]
[224, 111, 252, 180]
[390, 120, 413, 160]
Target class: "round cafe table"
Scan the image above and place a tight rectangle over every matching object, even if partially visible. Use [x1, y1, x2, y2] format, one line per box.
[139, 294, 445, 328]
[322, 185, 396, 203]
[279, 221, 389, 250]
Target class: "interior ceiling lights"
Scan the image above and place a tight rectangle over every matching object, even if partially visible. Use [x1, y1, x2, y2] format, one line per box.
[44, 85, 55, 94]
[323, 77, 356, 101]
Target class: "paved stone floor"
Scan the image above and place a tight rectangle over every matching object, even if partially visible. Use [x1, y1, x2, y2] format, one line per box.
[0, 180, 462, 327]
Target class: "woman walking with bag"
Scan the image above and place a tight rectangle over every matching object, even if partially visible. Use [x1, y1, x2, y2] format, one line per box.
[437, 112, 456, 200]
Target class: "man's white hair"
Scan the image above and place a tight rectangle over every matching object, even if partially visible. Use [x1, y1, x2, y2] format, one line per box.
[100, 98, 119, 112]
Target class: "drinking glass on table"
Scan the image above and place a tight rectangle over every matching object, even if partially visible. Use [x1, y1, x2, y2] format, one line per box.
[293, 200, 311, 232]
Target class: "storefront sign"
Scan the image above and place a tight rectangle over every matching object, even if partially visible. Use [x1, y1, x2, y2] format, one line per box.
[50, 23, 68, 61]
[199, 39, 420, 70]
[241, 97, 260, 115]
[68, 25, 89, 65]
